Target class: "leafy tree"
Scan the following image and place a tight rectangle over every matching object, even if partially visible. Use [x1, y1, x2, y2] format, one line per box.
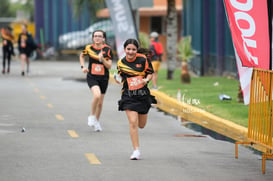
[177, 36, 194, 83]
[71, 0, 105, 22]
[9, 0, 34, 21]
[138, 32, 150, 49]
[0, 0, 13, 17]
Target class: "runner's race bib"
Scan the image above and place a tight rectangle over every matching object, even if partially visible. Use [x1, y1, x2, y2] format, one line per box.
[3, 40, 7, 46]
[127, 76, 144, 90]
[91, 63, 105, 75]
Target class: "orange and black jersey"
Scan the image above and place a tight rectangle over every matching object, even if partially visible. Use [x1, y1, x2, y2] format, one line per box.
[82, 44, 113, 80]
[1, 28, 14, 41]
[1, 28, 14, 52]
[117, 53, 154, 90]
[18, 32, 37, 51]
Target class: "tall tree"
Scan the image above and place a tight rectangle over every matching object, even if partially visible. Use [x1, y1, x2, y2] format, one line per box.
[9, 0, 34, 20]
[0, 0, 13, 17]
[166, 0, 177, 80]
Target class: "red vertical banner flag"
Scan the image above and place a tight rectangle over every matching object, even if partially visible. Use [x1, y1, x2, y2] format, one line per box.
[223, 0, 271, 104]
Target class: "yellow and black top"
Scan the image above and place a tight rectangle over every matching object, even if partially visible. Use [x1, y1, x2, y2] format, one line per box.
[117, 53, 154, 91]
[17, 32, 37, 54]
[82, 44, 113, 80]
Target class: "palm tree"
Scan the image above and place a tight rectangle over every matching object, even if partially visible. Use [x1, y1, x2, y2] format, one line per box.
[177, 36, 194, 83]
[138, 32, 150, 49]
[166, 0, 178, 80]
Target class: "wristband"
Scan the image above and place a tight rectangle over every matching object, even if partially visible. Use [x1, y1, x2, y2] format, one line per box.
[81, 65, 84, 69]
[143, 78, 149, 84]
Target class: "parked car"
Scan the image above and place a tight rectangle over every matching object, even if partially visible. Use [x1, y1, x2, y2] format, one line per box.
[58, 20, 115, 49]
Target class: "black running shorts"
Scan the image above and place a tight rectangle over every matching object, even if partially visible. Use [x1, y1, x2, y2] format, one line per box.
[86, 75, 109, 94]
[118, 88, 157, 114]
[19, 48, 32, 58]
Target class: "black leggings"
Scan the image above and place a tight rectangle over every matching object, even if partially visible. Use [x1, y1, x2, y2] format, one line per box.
[2, 48, 12, 69]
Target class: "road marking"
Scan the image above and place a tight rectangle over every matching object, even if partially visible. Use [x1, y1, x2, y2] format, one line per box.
[0, 123, 14, 126]
[40, 95, 46, 100]
[85, 153, 101, 164]
[0, 130, 16, 134]
[67, 130, 79, 138]
[0, 115, 12, 121]
[47, 104, 53, 108]
[27, 81, 35, 87]
[55, 114, 64, 120]
[0, 123, 16, 135]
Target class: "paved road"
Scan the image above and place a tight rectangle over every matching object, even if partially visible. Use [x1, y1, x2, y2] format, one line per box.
[1, 59, 273, 181]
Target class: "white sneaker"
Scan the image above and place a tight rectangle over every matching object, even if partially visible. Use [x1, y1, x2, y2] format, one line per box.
[94, 121, 102, 132]
[151, 86, 158, 90]
[130, 149, 140, 160]
[88, 115, 96, 127]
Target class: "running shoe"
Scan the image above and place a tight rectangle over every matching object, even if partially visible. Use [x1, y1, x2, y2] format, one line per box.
[88, 115, 96, 127]
[94, 121, 102, 132]
[151, 86, 158, 90]
[130, 149, 140, 160]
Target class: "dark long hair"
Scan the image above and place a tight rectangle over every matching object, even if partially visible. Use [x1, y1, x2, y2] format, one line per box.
[137, 48, 152, 62]
[123, 38, 139, 49]
[92, 30, 106, 39]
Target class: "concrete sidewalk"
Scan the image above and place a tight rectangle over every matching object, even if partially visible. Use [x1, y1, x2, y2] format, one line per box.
[0, 59, 272, 181]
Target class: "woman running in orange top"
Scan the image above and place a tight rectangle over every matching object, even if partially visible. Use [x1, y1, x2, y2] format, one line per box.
[116, 38, 156, 160]
[79, 30, 113, 132]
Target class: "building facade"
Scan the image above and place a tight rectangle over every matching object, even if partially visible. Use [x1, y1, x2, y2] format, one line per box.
[34, 0, 91, 48]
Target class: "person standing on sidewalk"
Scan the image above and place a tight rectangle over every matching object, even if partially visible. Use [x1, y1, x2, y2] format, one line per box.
[79, 30, 113, 132]
[1, 26, 15, 74]
[116, 39, 156, 160]
[18, 23, 38, 76]
[149, 32, 163, 90]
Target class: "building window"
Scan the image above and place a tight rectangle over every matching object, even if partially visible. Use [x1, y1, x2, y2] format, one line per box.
[151, 16, 163, 34]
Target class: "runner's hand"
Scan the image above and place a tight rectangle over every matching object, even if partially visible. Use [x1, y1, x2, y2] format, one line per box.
[82, 67, 89, 73]
[142, 78, 149, 85]
[98, 52, 104, 62]
[114, 72, 122, 84]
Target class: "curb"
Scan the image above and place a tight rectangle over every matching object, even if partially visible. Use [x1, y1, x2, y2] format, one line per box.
[150, 90, 266, 153]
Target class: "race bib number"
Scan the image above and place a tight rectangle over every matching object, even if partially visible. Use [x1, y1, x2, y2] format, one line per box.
[91, 64, 105, 75]
[3, 40, 7, 46]
[127, 76, 144, 90]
